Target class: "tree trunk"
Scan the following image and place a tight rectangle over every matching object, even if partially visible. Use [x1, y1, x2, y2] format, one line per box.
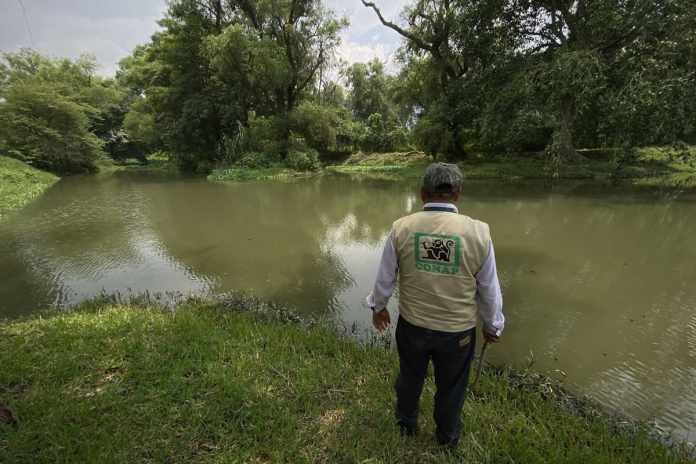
[448, 123, 468, 160]
[281, 87, 296, 157]
[554, 97, 583, 162]
[214, 0, 222, 31]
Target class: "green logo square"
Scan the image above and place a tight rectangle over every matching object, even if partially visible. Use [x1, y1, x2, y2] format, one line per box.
[414, 232, 460, 275]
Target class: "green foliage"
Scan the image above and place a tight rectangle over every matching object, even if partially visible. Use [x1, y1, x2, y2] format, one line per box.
[85, 79, 129, 142]
[240, 115, 285, 158]
[0, 82, 102, 174]
[355, 113, 408, 153]
[0, 50, 112, 174]
[116, 0, 347, 172]
[0, 155, 58, 220]
[413, 107, 455, 159]
[363, 0, 695, 162]
[344, 59, 393, 121]
[3, 1, 693, 177]
[480, 107, 551, 153]
[208, 166, 316, 182]
[330, 146, 696, 188]
[342, 58, 410, 153]
[122, 97, 159, 150]
[103, 130, 144, 164]
[286, 149, 321, 172]
[236, 151, 280, 169]
[290, 101, 340, 153]
[599, 7, 696, 148]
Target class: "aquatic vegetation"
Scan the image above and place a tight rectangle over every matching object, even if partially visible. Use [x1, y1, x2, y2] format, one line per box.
[327, 148, 696, 188]
[207, 166, 320, 183]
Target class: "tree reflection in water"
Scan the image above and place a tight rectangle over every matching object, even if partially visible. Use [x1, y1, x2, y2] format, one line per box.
[1, 173, 696, 439]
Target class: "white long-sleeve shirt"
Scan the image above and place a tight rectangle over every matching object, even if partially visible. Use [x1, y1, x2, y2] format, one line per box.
[366, 202, 505, 335]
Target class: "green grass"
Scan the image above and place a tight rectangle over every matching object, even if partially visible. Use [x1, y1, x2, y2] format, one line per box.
[208, 166, 320, 183]
[95, 152, 176, 176]
[326, 151, 432, 181]
[0, 156, 58, 221]
[0, 301, 691, 463]
[326, 147, 696, 187]
[627, 146, 696, 188]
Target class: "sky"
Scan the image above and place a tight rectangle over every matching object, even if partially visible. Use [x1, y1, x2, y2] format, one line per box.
[0, 0, 410, 76]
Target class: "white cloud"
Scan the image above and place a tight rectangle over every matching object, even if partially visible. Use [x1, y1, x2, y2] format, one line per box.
[0, 0, 411, 76]
[331, 0, 411, 72]
[336, 39, 402, 74]
[325, 0, 409, 35]
[0, 0, 165, 76]
[338, 41, 388, 64]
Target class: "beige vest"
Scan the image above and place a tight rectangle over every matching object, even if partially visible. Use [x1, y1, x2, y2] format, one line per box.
[392, 210, 491, 332]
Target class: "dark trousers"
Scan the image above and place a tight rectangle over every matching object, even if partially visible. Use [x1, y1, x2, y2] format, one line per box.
[395, 316, 476, 446]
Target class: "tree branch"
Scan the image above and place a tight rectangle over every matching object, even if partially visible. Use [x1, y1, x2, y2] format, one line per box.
[238, 0, 261, 30]
[360, 0, 434, 53]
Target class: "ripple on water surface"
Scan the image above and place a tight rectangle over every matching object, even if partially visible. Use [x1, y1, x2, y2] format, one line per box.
[1, 175, 696, 441]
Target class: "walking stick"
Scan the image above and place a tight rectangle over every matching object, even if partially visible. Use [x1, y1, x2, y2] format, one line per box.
[473, 338, 490, 386]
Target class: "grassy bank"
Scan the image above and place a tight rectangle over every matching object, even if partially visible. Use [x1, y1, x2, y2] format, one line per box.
[0, 302, 691, 463]
[325, 151, 431, 181]
[208, 166, 320, 183]
[0, 156, 58, 221]
[327, 147, 696, 187]
[95, 152, 176, 176]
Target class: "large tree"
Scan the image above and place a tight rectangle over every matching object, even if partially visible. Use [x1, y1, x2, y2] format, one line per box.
[364, 0, 694, 160]
[598, 0, 696, 148]
[343, 59, 394, 121]
[361, 0, 518, 158]
[118, 0, 345, 171]
[0, 50, 118, 174]
[511, 0, 674, 159]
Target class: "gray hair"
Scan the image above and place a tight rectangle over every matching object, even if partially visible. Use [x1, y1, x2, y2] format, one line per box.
[422, 162, 463, 195]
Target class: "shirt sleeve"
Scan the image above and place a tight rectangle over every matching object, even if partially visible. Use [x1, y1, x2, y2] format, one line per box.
[366, 230, 398, 312]
[476, 240, 505, 335]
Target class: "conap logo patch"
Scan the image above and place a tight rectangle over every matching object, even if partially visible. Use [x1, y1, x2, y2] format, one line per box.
[414, 233, 460, 275]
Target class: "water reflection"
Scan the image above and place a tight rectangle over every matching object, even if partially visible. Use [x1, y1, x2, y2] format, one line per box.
[0, 175, 212, 316]
[0, 173, 695, 440]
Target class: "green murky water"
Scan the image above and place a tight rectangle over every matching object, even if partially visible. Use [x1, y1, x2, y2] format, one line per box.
[1, 171, 695, 440]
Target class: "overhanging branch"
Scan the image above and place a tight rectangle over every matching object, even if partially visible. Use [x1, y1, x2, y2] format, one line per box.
[360, 0, 434, 53]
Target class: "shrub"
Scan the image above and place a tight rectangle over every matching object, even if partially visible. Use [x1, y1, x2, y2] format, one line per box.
[104, 129, 146, 164]
[286, 149, 320, 171]
[413, 111, 455, 158]
[0, 83, 102, 174]
[122, 97, 159, 151]
[351, 113, 410, 153]
[236, 151, 280, 169]
[240, 115, 285, 156]
[290, 102, 340, 152]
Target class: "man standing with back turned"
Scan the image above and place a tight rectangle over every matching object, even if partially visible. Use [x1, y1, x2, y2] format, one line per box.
[366, 162, 505, 449]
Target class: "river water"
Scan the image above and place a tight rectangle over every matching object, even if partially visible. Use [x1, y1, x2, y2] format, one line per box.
[1, 171, 695, 441]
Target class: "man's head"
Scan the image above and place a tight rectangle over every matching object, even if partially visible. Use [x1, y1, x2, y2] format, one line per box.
[421, 162, 463, 203]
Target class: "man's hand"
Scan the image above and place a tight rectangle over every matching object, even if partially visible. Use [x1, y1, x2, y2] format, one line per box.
[372, 308, 391, 332]
[483, 330, 500, 344]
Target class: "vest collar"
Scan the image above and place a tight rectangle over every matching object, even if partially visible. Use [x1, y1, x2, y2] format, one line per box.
[423, 202, 459, 213]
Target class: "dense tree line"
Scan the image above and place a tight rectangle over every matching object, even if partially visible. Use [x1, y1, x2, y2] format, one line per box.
[116, 0, 349, 172]
[365, 0, 696, 160]
[115, 0, 413, 173]
[0, 0, 694, 175]
[0, 50, 129, 174]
